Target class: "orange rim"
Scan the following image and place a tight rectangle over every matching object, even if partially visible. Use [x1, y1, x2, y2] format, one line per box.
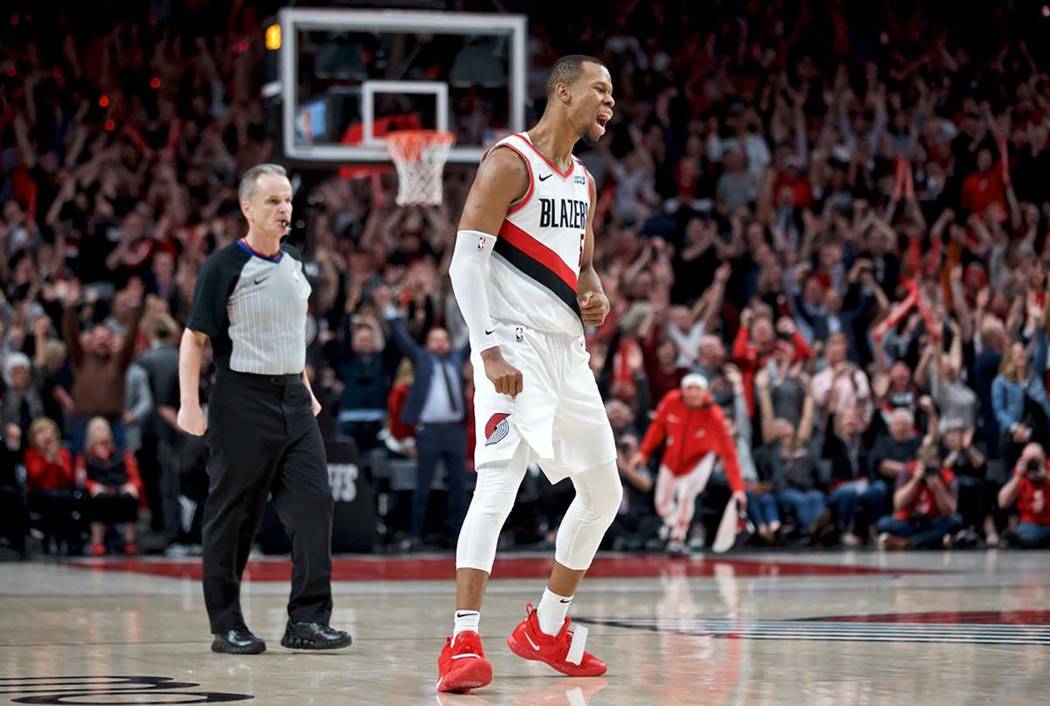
[386, 130, 456, 162]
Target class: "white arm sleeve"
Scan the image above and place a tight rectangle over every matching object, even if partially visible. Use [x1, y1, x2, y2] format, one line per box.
[449, 229, 499, 354]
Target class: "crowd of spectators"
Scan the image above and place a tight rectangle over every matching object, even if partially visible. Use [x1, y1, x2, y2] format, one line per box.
[3, 1, 1050, 558]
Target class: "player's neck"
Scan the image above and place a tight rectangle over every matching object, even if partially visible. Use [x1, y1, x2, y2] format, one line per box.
[527, 117, 578, 172]
[243, 229, 282, 258]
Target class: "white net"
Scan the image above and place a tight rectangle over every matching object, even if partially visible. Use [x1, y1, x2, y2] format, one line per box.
[386, 130, 456, 206]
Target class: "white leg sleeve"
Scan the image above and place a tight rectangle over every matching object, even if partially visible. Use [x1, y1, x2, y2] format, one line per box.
[554, 461, 623, 571]
[455, 441, 530, 572]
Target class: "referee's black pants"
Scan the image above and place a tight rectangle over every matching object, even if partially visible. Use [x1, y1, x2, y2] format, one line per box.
[202, 370, 333, 634]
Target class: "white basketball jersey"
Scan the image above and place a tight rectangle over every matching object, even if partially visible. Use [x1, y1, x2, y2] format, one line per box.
[486, 132, 592, 336]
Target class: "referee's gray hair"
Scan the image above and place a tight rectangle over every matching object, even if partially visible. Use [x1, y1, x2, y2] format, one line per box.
[238, 163, 288, 202]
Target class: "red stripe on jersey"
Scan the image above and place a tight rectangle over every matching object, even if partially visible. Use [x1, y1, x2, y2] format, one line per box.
[492, 143, 534, 215]
[498, 220, 578, 292]
[512, 133, 575, 179]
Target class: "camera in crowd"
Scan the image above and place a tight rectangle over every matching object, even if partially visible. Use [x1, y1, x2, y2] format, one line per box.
[1024, 458, 1044, 477]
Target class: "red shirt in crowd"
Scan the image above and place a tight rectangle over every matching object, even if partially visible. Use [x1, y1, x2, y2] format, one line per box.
[638, 389, 744, 491]
[1017, 473, 1050, 526]
[772, 171, 814, 209]
[894, 463, 958, 520]
[961, 165, 1006, 214]
[386, 383, 415, 441]
[641, 330, 689, 406]
[23, 448, 76, 493]
[732, 326, 812, 415]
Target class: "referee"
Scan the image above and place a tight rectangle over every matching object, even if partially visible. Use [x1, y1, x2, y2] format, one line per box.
[177, 163, 350, 654]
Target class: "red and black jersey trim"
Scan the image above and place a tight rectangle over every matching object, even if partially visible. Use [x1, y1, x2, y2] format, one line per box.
[495, 220, 581, 319]
[512, 133, 575, 179]
[481, 142, 535, 215]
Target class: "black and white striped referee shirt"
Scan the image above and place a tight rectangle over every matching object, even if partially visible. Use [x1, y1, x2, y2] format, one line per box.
[187, 239, 312, 375]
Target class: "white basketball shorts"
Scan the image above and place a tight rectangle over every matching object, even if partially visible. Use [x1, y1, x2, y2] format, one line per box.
[471, 321, 616, 483]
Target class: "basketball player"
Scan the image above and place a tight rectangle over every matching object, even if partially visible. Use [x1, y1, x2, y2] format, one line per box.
[437, 55, 618, 693]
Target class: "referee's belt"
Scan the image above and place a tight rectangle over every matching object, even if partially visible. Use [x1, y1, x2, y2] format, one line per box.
[221, 369, 302, 385]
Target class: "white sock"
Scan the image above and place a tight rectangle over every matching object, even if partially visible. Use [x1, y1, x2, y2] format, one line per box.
[536, 587, 573, 636]
[453, 610, 480, 637]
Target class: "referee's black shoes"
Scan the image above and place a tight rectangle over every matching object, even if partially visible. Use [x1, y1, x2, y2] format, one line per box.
[211, 627, 266, 654]
[280, 621, 353, 650]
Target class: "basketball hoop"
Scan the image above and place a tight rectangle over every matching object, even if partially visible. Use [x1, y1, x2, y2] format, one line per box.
[386, 130, 456, 207]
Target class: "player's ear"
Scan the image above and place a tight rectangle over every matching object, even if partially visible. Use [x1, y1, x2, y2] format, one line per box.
[557, 81, 572, 105]
[240, 199, 251, 221]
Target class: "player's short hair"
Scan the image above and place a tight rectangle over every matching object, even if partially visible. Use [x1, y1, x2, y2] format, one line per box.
[238, 163, 288, 202]
[545, 54, 606, 96]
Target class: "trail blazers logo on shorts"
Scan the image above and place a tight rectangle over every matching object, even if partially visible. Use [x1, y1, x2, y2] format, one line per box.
[485, 413, 511, 446]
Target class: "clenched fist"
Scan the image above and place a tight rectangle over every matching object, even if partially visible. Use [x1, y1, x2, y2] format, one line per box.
[481, 347, 523, 399]
[578, 291, 610, 327]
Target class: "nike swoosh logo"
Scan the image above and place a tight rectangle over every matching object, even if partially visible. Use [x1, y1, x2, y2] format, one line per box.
[559, 599, 572, 604]
[538, 173, 553, 182]
[484, 329, 495, 335]
[524, 632, 540, 651]
[253, 276, 270, 285]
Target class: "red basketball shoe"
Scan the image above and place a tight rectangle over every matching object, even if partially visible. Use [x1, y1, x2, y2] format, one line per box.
[436, 630, 493, 693]
[506, 603, 607, 677]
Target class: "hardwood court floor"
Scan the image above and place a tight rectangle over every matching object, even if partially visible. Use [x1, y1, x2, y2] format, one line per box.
[0, 550, 1047, 705]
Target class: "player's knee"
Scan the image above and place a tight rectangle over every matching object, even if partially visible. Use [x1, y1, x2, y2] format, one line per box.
[595, 480, 622, 526]
[467, 498, 513, 530]
[578, 463, 621, 527]
[466, 472, 519, 527]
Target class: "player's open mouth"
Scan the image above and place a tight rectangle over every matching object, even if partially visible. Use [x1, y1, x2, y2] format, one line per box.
[596, 113, 611, 129]
[277, 219, 290, 229]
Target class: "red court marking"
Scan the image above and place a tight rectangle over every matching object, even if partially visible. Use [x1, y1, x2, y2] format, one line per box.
[64, 555, 924, 582]
[815, 610, 1050, 625]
